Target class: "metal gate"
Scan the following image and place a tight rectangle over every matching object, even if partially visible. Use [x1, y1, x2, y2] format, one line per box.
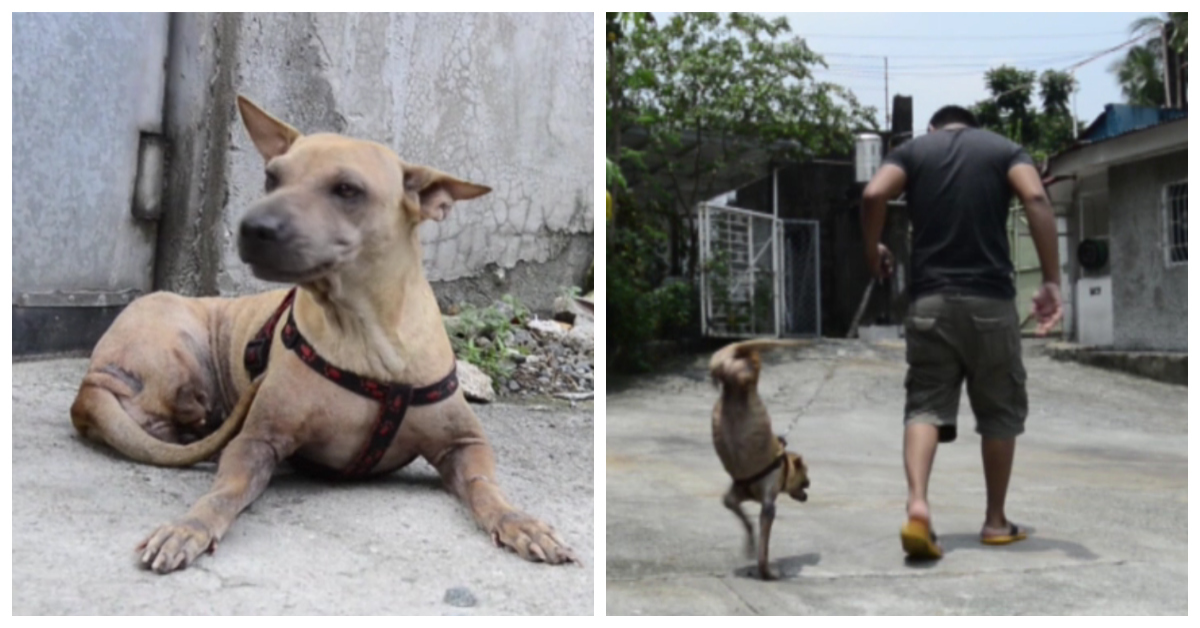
[699, 204, 820, 338]
[781, 220, 821, 337]
[13, 13, 170, 356]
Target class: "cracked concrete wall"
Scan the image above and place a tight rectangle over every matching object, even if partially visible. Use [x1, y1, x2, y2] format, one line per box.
[1108, 151, 1188, 352]
[158, 13, 594, 310]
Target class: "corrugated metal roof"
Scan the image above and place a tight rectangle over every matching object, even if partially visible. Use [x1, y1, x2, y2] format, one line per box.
[1081, 104, 1187, 143]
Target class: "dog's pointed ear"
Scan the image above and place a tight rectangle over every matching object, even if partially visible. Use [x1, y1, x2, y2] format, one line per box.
[237, 95, 302, 161]
[403, 163, 492, 222]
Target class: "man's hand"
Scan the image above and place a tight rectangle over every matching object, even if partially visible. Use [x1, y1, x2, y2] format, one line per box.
[1031, 282, 1063, 336]
[866, 243, 894, 280]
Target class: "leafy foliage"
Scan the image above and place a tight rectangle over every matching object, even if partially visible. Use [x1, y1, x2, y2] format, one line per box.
[1108, 13, 1188, 107]
[609, 11, 877, 276]
[446, 295, 530, 387]
[606, 12, 874, 371]
[971, 65, 1082, 163]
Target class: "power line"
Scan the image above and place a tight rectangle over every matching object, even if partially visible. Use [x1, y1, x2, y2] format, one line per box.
[823, 51, 1107, 70]
[984, 31, 1158, 103]
[798, 30, 1127, 41]
[820, 49, 1100, 60]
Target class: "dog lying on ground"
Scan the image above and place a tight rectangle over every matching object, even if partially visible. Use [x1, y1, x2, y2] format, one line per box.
[710, 339, 810, 580]
[70, 95, 577, 573]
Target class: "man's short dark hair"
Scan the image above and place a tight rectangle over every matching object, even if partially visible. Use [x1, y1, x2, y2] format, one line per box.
[929, 105, 979, 129]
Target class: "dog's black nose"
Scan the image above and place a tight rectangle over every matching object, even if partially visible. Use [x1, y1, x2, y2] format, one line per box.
[240, 213, 288, 243]
[802, 479, 810, 489]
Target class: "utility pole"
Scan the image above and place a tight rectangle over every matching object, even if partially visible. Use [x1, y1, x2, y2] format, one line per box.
[1071, 69, 1079, 139]
[884, 56, 890, 129]
[1162, 23, 1174, 107]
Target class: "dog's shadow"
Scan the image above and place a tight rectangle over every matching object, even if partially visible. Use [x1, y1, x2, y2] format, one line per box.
[733, 552, 821, 581]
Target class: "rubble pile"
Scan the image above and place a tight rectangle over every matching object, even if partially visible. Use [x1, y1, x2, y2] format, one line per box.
[446, 295, 594, 403]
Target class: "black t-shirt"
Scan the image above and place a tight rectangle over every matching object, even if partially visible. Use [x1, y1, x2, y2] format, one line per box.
[882, 126, 1034, 300]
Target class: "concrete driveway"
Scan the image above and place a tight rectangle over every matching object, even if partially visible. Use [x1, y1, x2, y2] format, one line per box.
[12, 359, 593, 615]
[606, 340, 1187, 615]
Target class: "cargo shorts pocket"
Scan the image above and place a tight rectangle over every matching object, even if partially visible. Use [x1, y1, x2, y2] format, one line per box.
[905, 316, 939, 363]
[971, 314, 1018, 368]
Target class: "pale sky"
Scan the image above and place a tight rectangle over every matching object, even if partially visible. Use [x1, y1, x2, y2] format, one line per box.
[656, 12, 1158, 136]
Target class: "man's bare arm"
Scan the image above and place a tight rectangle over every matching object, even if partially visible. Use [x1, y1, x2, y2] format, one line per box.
[1008, 163, 1061, 285]
[861, 164, 907, 277]
[1009, 163, 1064, 335]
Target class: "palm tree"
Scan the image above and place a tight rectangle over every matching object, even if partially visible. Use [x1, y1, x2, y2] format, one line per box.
[1108, 13, 1179, 107]
[1039, 70, 1076, 116]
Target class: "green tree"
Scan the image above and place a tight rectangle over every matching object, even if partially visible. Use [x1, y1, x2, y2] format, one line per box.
[608, 12, 876, 277]
[981, 66, 1038, 146]
[971, 66, 1081, 163]
[1038, 69, 1076, 116]
[1106, 13, 1189, 107]
[1170, 12, 1186, 53]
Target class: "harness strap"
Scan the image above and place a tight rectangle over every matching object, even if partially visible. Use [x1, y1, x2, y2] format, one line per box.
[241, 287, 459, 480]
[733, 437, 790, 489]
[243, 288, 298, 380]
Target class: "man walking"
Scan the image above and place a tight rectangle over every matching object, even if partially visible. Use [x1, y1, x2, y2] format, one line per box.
[861, 105, 1063, 560]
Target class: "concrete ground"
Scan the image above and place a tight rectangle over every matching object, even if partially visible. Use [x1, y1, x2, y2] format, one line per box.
[12, 359, 593, 615]
[606, 340, 1187, 615]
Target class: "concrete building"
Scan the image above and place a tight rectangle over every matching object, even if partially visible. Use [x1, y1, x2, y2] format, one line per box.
[13, 13, 594, 357]
[1044, 105, 1188, 352]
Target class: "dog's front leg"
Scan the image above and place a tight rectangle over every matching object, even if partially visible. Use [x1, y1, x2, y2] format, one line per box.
[757, 497, 779, 580]
[137, 434, 283, 574]
[433, 439, 578, 565]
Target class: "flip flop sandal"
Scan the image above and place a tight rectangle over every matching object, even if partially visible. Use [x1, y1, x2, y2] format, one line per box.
[981, 522, 1028, 545]
[900, 518, 944, 560]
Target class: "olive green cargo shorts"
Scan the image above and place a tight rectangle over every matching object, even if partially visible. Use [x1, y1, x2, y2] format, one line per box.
[903, 293, 1028, 442]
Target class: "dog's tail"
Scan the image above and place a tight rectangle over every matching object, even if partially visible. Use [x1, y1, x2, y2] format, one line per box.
[709, 338, 810, 387]
[70, 375, 263, 467]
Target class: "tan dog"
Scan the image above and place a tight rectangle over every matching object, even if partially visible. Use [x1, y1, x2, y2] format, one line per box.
[710, 339, 810, 580]
[69, 96, 577, 573]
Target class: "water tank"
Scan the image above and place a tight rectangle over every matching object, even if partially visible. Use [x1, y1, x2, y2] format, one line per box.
[855, 133, 882, 183]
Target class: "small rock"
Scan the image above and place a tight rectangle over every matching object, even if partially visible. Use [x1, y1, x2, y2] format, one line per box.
[456, 360, 494, 404]
[528, 319, 566, 337]
[553, 295, 594, 321]
[507, 380, 521, 392]
[443, 586, 477, 608]
[512, 329, 535, 347]
[475, 336, 492, 349]
[564, 317, 594, 351]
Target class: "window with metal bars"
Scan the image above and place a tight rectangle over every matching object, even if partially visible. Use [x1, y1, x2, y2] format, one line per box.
[1163, 181, 1187, 266]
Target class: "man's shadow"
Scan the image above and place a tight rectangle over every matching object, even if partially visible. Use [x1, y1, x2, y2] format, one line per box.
[903, 526, 1098, 568]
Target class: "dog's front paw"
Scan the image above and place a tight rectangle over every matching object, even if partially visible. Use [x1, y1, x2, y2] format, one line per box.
[136, 517, 215, 574]
[490, 511, 578, 566]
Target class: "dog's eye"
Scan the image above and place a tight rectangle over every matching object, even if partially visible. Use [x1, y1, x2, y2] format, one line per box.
[264, 172, 279, 192]
[333, 183, 363, 200]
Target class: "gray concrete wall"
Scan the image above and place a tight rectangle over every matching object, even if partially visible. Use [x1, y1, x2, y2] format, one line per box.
[12, 13, 168, 300]
[157, 13, 594, 311]
[1108, 150, 1188, 352]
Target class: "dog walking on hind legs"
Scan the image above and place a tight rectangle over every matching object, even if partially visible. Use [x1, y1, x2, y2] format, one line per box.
[710, 338, 810, 581]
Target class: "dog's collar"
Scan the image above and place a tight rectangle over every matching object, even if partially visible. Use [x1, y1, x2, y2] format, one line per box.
[244, 287, 459, 479]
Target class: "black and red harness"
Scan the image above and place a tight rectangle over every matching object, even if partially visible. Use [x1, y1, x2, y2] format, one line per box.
[733, 436, 791, 490]
[243, 287, 458, 480]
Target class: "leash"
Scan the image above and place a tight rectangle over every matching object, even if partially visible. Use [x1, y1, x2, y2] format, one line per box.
[776, 357, 838, 441]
